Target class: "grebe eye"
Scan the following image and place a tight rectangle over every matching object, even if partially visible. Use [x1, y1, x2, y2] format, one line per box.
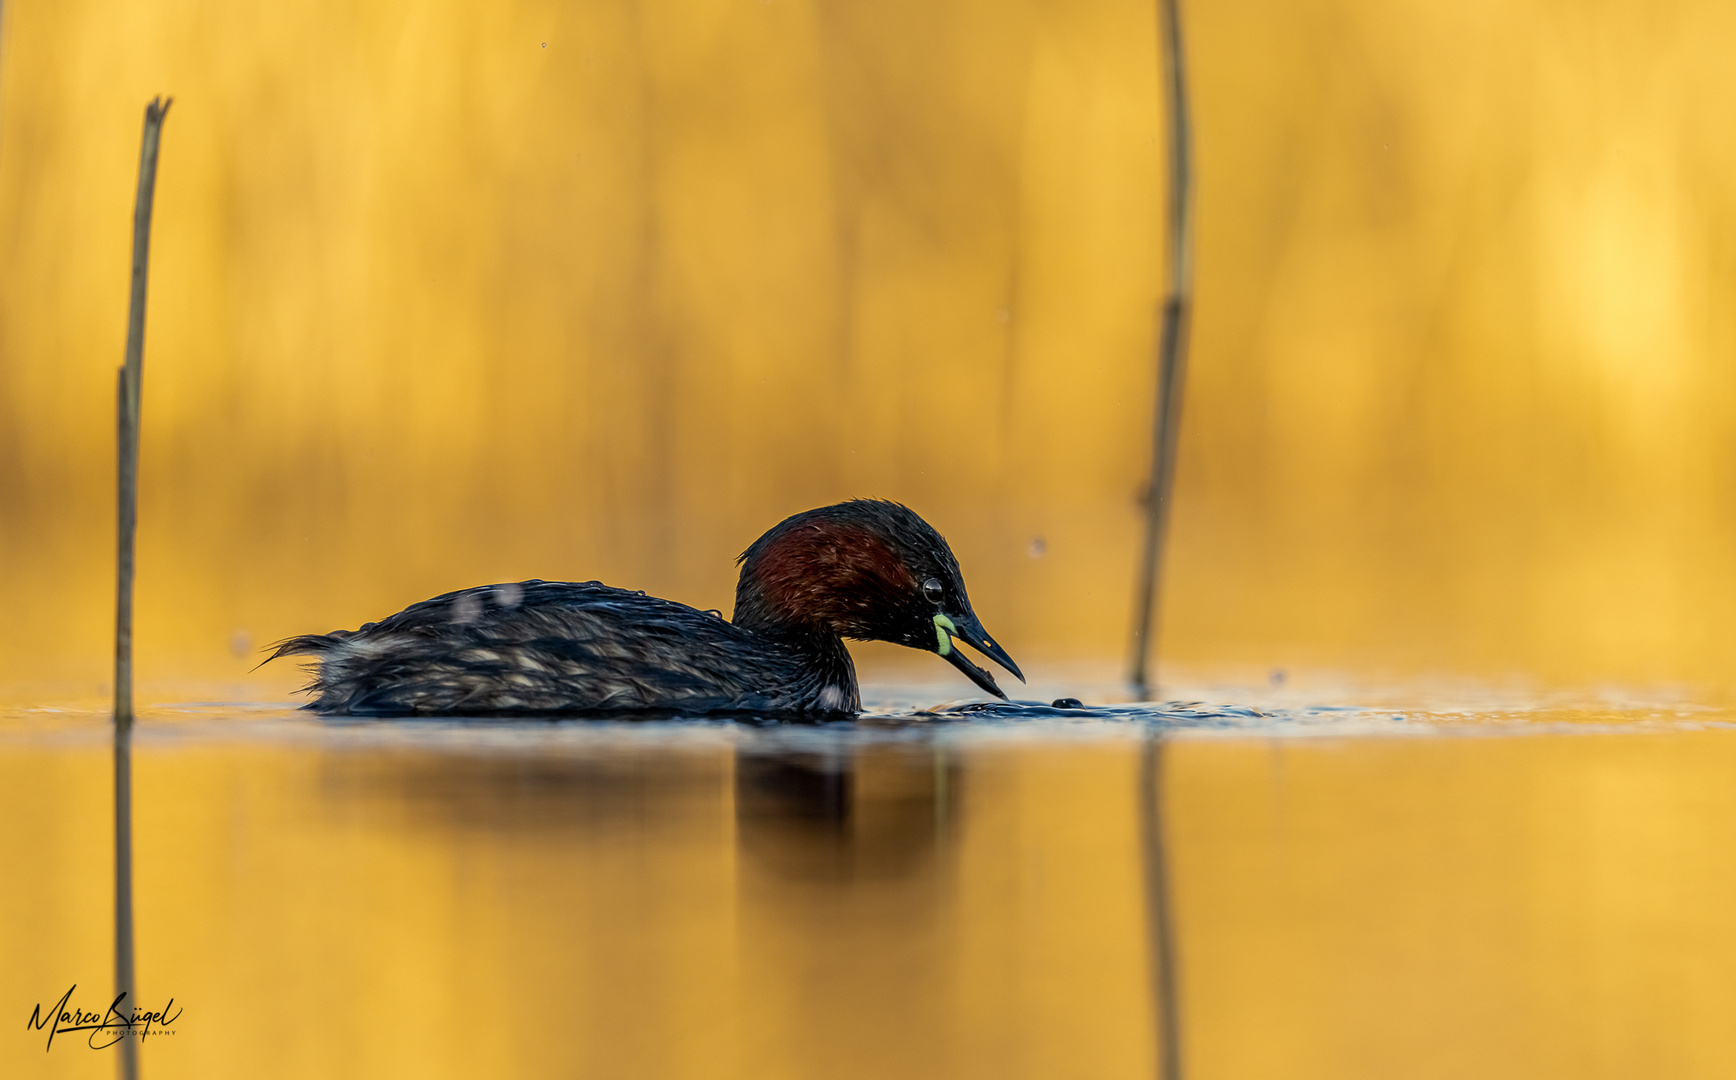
[922, 578, 944, 604]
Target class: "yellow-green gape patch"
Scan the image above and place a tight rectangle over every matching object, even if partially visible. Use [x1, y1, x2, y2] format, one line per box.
[933, 613, 957, 655]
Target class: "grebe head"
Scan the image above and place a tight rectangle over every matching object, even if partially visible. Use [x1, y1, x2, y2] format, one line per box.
[733, 500, 1024, 699]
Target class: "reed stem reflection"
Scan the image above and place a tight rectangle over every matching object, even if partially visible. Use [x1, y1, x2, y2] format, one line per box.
[1141, 730, 1184, 1080]
[113, 724, 139, 1080]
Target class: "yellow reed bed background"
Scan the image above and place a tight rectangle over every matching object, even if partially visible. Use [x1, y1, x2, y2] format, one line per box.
[1, 0, 1733, 694]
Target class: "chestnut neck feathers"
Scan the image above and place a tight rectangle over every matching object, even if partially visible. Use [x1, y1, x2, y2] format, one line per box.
[732, 500, 957, 647]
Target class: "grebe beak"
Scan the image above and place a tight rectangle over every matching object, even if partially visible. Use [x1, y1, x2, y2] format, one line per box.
[933, 612, 1025, 699]
[951, 613, 1024, 683]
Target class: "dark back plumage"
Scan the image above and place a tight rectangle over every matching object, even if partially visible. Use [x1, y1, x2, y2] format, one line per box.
[270, 580, 855, 716]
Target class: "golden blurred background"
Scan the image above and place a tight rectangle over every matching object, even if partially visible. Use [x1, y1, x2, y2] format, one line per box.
[3, 0, 1735, 696]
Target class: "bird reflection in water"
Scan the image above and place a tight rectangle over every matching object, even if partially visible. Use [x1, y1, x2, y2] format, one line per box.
[285, 727, 1177, 1077]
[313, 733, 957, 885]
[734, 742, 959, 882]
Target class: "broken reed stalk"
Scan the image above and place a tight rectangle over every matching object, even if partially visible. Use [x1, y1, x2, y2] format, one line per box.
[115, 95, 170, 1080]
[1129, 0, 1196, 696]
[115, 96, 171, 730]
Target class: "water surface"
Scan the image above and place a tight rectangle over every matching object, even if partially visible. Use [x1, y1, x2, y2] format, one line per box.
[4, 688, 1734, 1079]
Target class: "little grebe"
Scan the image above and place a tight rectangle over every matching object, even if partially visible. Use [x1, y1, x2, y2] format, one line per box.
[269, 500, 1022, 716]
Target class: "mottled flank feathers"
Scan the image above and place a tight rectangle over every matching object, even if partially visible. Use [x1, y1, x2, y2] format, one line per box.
[269, 579, 856, 716]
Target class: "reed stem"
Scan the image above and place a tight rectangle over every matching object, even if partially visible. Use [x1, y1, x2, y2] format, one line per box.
[1130, 0, 1196, 696]
[114, 94, 170, 1080]
[115, 95, 171, 729]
